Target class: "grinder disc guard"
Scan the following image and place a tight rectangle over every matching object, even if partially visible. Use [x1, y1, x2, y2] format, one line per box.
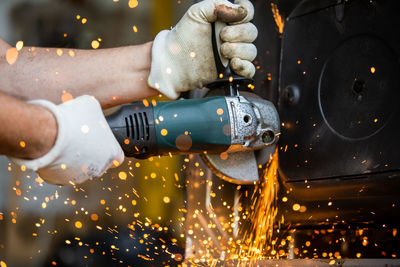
[201, 146, 276, 184]
[199, 90, 280, 184]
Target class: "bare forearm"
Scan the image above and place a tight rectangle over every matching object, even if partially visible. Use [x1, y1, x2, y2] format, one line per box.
[0, 41, 158, 109]
[0, 92, 57, 159]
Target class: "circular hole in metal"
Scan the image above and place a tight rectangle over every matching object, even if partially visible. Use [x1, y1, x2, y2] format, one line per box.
[262, 131, 275, 143]
[243, 115, 251, 123]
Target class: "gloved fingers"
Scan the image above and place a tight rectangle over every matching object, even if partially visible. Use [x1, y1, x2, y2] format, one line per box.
[108, 146, 125, 169]
[215, 0, 248, 23]
[230, 57, 256, 78]
[17, 95, 128, 186]
[220, 22, 258, 43]
[221, 42, 257, 61]
[190, 0, 249, 23]
[232, 0, 254, 24]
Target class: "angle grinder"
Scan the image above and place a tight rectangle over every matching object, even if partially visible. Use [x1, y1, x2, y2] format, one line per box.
[106, 1, 280, 184]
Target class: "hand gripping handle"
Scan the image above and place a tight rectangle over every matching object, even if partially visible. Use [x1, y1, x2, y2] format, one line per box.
[207, 0, 254, 96]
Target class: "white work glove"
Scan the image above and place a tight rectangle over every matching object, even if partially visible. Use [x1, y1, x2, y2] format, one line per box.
[148, 0, 258, 99]
[9, 95, 124, 185]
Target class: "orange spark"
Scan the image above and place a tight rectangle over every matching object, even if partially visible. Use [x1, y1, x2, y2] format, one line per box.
[6, 48, 18, 65]
[271, 3, 284, 34]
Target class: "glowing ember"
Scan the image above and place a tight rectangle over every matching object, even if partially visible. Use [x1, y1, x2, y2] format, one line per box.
[142, 99, 149, 107]
[61, 90, 73, 103]
[6, 48, 18, 65]
[161, 129, 168, 136]
[292, 203, 300, 211]
[91, 40, 100, 49]
[75, 221, 83, 229]
[163, 196, 170, 203]
[90, 214, 99, 221]
[118, 171, 127, 180]
[271, 3, 284, 34]
[128, 0, 139, 8]
[16, 41, 23, 51]
[370, 66, 376, 74]
[219, 152, 228, 160]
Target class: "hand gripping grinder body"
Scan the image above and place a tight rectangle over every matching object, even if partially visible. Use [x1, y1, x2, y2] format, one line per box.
[106, 1, 280, 184]
[106, 95, 279, 184]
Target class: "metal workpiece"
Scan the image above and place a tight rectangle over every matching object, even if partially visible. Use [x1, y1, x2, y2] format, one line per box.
[225, 96, 280, 150]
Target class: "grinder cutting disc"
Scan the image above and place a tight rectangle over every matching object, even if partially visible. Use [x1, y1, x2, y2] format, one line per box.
[199, 90, 280, 184]
[201, 146, 276, 184]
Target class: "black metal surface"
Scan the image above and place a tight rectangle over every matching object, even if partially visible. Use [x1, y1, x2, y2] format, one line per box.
[250, 0, 284, 104]
[106, 102, 157, 159]
[278, 0, 400, 183]
[278, 170, 400, 227]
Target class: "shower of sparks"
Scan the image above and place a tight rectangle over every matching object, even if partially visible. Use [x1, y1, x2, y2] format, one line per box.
[3, 2, 396, 266]
[240, 149, 279, 259]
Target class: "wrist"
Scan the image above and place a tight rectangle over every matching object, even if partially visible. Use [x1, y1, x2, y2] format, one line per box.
[26, 103, 58, 159]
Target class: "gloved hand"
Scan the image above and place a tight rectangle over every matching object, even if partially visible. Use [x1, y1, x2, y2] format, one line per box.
[9, 95, 124, 185]
[148, 0, 257, 99]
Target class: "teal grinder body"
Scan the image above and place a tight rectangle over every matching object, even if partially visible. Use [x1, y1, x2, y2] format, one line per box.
[106, 96, 231, 159]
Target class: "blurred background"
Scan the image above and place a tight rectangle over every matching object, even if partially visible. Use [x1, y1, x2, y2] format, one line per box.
[0, 0, 195, 266]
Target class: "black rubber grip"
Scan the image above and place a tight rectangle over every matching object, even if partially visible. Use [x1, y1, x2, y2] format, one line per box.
[106, 102, 157, 159]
